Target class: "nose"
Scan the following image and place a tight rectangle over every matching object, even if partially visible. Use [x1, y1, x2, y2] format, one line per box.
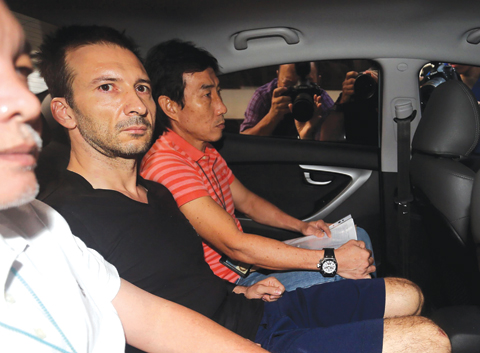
[123, 89, 148, 117]
[0, 61, 41, 127]
[216, 94, 227, 116]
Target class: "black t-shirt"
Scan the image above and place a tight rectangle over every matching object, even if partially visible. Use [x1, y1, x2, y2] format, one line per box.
[40, 171, 263, 345]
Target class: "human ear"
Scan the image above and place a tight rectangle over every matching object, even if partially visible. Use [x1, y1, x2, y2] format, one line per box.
[50, 98, 76, 129]
[158, 95, 180, 123]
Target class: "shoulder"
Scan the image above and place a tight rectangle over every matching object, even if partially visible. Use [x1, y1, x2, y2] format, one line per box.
[142, 137, 194, 171]
[141, 149, 197, 185]
[29, 199, 77, 240]
[252, 79, 276, 102]
[4, 200, 121, 302]
[39, 172, 97, 219]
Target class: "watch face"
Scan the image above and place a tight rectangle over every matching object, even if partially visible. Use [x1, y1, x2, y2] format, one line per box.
[322, 260, 337, 274]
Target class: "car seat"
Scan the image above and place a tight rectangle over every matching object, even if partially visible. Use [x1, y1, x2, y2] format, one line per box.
[410, 79, 480, 307]
[429, 167, 480, 353]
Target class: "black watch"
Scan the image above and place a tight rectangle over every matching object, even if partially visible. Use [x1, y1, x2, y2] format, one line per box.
[317, 248, 337, 277]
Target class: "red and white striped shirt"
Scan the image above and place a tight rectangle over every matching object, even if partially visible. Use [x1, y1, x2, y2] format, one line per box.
[140, 130, 241, 283]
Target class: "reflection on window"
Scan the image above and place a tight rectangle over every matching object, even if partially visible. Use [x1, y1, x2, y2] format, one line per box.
[220, 59, 380, 147]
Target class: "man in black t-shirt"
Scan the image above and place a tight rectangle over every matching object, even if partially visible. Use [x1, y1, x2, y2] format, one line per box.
[37, 26, 450, 353]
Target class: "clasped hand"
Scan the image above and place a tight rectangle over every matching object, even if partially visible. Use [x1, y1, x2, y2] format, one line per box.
[235, 277, 285, 302]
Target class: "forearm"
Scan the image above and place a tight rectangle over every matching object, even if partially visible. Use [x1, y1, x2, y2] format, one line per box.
[319, 111, 344, 141]
[114, 280, 268, 353]
[181, 197, 371, 277]
[298, 123, 317, 140]
[240, 112, 281, 136]
[218, 228, 324, 271]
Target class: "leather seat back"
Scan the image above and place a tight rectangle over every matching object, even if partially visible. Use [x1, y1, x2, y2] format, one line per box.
[410, 79, 480, 307]
[411, 80, 480, 244]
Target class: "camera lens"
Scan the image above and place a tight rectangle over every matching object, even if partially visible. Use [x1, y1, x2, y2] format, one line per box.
[354, 74, 376, 100]
[292, 93, 315, 122]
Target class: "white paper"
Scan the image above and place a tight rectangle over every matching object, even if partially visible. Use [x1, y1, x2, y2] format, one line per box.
[283, 215, 357, 250]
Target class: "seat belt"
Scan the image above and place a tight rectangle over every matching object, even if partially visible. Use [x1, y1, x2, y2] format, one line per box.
[393, 102, 416, 278]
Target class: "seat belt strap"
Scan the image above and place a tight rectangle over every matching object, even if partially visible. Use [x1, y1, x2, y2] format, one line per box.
[394, 103, 416, 278]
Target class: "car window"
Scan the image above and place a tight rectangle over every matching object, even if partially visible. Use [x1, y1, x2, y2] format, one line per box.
[220, 59, 380, 147]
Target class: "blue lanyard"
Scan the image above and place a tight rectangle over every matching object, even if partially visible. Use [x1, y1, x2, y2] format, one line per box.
[0, 267, 78, 353]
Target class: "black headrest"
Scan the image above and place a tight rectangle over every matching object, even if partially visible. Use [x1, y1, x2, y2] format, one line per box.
[412, 80, 480, 158]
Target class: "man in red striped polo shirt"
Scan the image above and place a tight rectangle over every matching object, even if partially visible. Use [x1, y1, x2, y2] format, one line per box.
[140, 39, 376, 291]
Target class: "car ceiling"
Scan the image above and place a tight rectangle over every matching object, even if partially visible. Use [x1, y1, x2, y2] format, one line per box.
[8, 0, 480, 74]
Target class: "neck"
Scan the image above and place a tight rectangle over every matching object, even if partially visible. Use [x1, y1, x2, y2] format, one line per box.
[67, 140, 147, 203]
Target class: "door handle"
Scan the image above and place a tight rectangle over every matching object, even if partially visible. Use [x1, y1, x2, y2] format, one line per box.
[234, 27, 299, 50]
[304, 172, 333, 186]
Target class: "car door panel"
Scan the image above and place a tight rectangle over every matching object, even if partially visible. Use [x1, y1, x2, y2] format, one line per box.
[214, 133, 382, 253]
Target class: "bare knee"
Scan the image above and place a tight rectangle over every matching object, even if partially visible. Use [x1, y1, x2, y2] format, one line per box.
[383, 316, 451, 353]
[384, 277, 424, 318]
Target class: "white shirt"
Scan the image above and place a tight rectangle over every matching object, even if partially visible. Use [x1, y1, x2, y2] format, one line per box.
[0, 200, 125, 353]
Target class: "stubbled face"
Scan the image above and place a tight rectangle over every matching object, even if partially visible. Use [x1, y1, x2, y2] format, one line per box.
[66, 44, 155, 158]
[277, 62, 318, 87]
[0, 1, 42, 210]
[172, 67, 227, 151]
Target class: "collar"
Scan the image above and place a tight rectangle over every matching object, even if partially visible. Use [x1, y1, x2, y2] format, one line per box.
[163, 130, 216, 163]
[0, 207, 30, 301]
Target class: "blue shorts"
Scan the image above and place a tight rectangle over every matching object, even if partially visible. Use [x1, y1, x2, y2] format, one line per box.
[255, 278, 385, 353]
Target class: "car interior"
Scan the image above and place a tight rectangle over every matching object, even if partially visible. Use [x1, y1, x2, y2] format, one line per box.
[8, 0, 480, 351]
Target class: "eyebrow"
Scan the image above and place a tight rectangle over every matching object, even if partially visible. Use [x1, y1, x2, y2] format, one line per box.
[89, 77, 151, 86]
[200, 84, 216, 90]
[137, 78, 151, 85]
[21, 41, 32, 55]
[90, 76, 120, 86]
[14, 42, 34, 76]
[13, 39, 30, 61]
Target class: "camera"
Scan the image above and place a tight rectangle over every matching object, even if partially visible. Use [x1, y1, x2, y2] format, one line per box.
[419, 63, 460, 111]
[353, 72, 377, 100]
[282, 62, 323, 122]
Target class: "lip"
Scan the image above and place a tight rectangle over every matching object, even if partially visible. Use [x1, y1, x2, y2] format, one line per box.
[216, 121, 225, 129]
[0, 152, 37, 167]
[122, 125, 148, 134]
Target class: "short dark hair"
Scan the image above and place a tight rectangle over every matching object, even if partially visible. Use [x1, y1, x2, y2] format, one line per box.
[36, 25, 141, 107]
[144, 39, 219, 134]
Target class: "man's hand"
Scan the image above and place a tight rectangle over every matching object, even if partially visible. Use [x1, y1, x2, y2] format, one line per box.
[339, 70, 378, 105]
[335, 239, 375, 279]
[241, 86, 292, 136]
[269, 86, 291, 121]
[234, 277, 285, 302]
[339, 71, 358, 104]
[300, 219, 332, 238]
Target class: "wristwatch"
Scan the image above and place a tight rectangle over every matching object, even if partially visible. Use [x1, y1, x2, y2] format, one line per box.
[317, 248, 337, 277]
